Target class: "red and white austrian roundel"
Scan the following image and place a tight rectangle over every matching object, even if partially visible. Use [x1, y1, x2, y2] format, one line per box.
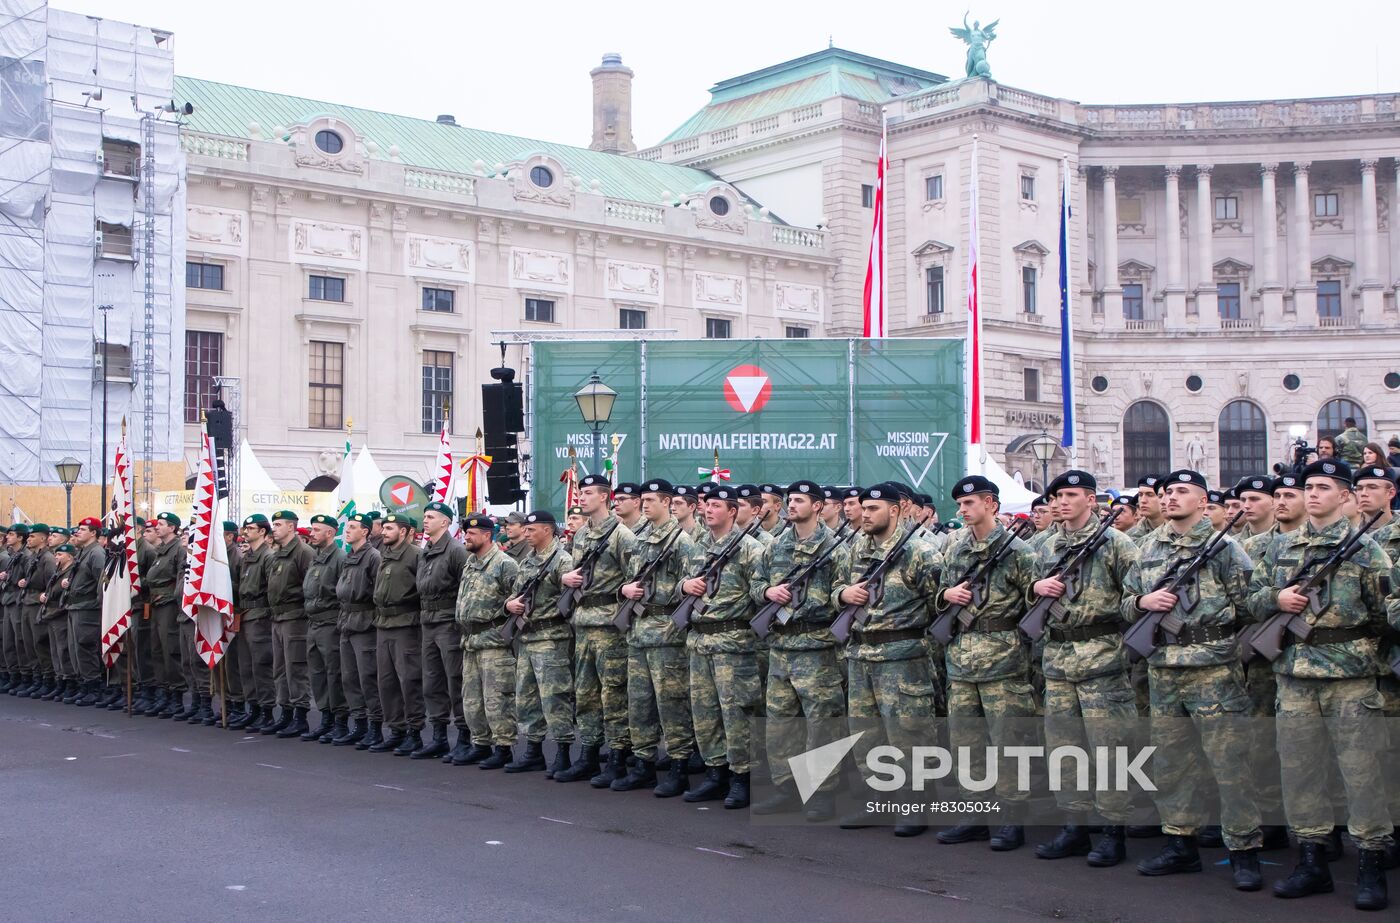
[723, 364, 772, 414]
[389, 481, 417, 506]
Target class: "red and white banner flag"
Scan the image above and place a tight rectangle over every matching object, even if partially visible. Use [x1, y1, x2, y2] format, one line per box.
[861, 116, 887, 337]
[431, 424, 453, 503]
[99, 428, 138, 668]
[182, 430, 234, 668]
[966, 137, 984, 448]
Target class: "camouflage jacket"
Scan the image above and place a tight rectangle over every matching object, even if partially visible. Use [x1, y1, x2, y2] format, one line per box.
[502, 538, 529, 562]
[238, 541, 273, 620]
[933, 522, 1036, 683]
[679, 520, 707, 544]
[688, 527, 768, 654]
[137, 538, 184, 606]
[334, 542, 381, 633]
[1031, 518, 1140, 682]
[1248, 516, 1391, 680]
[623, 517, 699, 648]
[917, 524, 950, 554]
[1334, 426, 1366, 466]
[267, 537, 314, 620]
[1242, 523, 1283, 564]
[619, 515, 649, 541]
[1123, 518, 1254, 668]
[64, 542, 106, 611]
[835, 528, 940, 663]
[301, 541, 345, 624]
[745, 522, 775, 549]
[566, 513, 637, 628]
[417, 533, 469, 624]
[762, 520, 849, 651]
[512, 539, 573, 642]
[373, 539, 421, 629]
[455, 545, 519, 648]
[1370, 516, 1400, 567]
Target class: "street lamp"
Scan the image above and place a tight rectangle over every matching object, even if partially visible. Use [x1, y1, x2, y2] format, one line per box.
[1029, 432, 1058, 494]
[573, 371, 617, 475]
[55, 456, 82, 528]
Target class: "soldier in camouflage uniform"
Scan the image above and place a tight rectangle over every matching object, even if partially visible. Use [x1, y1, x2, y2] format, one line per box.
[751, 481, 849, 822]
[500, 512, 530, 562]
[1124, 470, 1265, 891]
[931, 476, 1038, 851]
[736, 486, 775, 549]
[1236, 476, 1277, 541]
[1030, 470, 1141, 867]
[834, 482, 942, 839]
[454, 514, 520, 770]
[1249, 459, 1391, 910]
[557, 475, 637, 785]
[370, 513, 424, 755]
[1126, 476, 1165, 544]
[1334, 418, 1367, 467]
[819, 486, 846, 534]
[137, 515, 184, 717]
[1111, 495, 1139, 534]
[614, 479, 699, 796]
[300, 514, 346, 743]
[231, 515, 276, 731]
[333, 514, 381, 748]
[265, 510, 314, 738]
[503, 510, 575, 775]
[670, 486, 707, 543]
[414, 501, 469, 762]
[679, 486, 768, 810]
[1029, 495, 1052, 547]
[612, 483, 647, 538]
[564, 506, 586, 553]
[758, 484, 786, 537]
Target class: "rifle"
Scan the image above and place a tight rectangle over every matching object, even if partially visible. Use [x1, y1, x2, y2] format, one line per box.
[557, 520, 622, 618]
[670, 521, 760, 630]
[1122, 510, 1244, 659]
[501, 546, 562, 646]
[751, 527, 847, 639]
[1240, 510, 1385, 662]
[930, 519, 1035, 645]
[830, 521, 922, 643]
[1018, 506, 1125, 640]
[613, 526, 685, 631]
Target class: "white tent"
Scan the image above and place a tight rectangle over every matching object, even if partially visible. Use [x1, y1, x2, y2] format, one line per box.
[238, 442, 281, 493]
[968, 449, 1041, 515]
[352, 446, 386, 511]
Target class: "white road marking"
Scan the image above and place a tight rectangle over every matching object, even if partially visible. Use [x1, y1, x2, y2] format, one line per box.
[225, 885, 246, 891]
[100, 752, 137, 759]
[64, 756, 77, 761]
[374, 784, 404, 791]
[539, 816, 573, 825]
[695, 847, 741, 859]
[255, 763, 282, 769]
[485, 840, 503, 846]
[171, 747, 190, 753]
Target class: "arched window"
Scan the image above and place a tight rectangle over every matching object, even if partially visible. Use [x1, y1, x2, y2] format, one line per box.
[1123, 401, 1171, 486]
[305, 475, 340, 492]
[1316, 398, 1366, 441]
[1218, 400, 1268, 488]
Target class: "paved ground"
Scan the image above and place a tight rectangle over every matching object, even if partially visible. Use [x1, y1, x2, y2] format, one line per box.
[0, 696, 1372, 922]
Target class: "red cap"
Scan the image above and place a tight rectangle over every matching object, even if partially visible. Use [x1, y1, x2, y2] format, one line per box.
[78, 517, 103, 529]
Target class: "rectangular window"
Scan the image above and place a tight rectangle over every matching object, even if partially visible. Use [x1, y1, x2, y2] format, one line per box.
[308, 341, 344, 430]
[421, 350, 453, 434]
[524, 297, 555, 323]
[1316, 280, 1342, 318]
[183, 331, 223, 424]
[1213, 196, 1239, 220]
[785, 326, 809, 338]
[925, 266, 945, 314]
[1217, 282, 1242, 320]
[100, 138, 140, 179]
[924, 174, 943, 201]
[618, 307, 647, 329]
[705, 317, 731, 339]
[1313, 192, 1339, 218]
[421, 287, 454, 312]
[308, 275, 345, 302]
[1023, 368, 1040, 403]
[1122, 283, 1145, 320]
[185, 261, 225, 291]
[1022, 266, 1038, 314]
[1020, 174, 1035, 201]
[861, 184, 874, 208]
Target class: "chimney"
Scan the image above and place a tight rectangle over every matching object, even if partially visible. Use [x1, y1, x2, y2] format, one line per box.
[436, 114, 457, 125]
[589, 53, 635, 153]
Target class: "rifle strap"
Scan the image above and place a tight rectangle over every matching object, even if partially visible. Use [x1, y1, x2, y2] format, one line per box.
[1282, 625, 1373, 646]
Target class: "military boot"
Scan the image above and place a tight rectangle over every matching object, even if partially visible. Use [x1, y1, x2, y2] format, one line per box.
[76, 681, 102, 707]
[181, 692, 204, 722]
[105, 688, 128, 712]
[277, 707, 310, 739]
[589, 747, 628, 788]
[611, 757, 657, 792]
[370, 726, 405, 753]
[683, 765, 731, 803]
[10, 672, 33, 696]
[133, 685, 157, 714]
[322, 715, 347, 744]
[546, 741, 574, 778]
[1355, 848, 1389, 911]
[1230, 849, 1263, 892]
[192, 694, 215, 725]
[504, 740, 547, 773]
[356, 720, 384, 751]
[751, 781, 801, 815]
[474, 745, 508, 770]
[262, 706, 293, 735]
[36, 677, 57, 699]
[1087, 826, 1127, 867]
[1036, 824, 1092, 859]
[303, 710, 335, 742]
[724, 772, 751, 809]
[653, 757, 690, 798]
[392, 727, 422, 756]
[168, 691, 194, 721]
[444, 732, 471, 764]
[410, 722, 449, 760]
[334, 717, 366, 747]
[937, 824, 990, 845]
[1273, 842, 1333, 898]
[0, 671, 11, 692]
[62, 679, 83, 704]
[229, 701, 258, 731]
[990, 825, 1025, 851]
[454, 742, 492, 766]
[1136, 835, 1201, 876]
[157, 690, 183, 719]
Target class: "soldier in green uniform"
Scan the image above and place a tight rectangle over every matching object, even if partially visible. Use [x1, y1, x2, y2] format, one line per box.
[0, 525, 14, 691]
[1250, 459, 1392, 910]
[39, 543, 73, 699]
[1126, 476, 1164, 543]
[220, 521, 248, 722]
[758, 484, 786, 537]
[332, 513, 381, 749]
[834, 482, 941, 838]
[370, 512, 424, 755]
[366, 511, 384, 551]
[503, 510, 575, 775]
[0, 525, 22, 693]
[1124, 470, 1265, 890]
[501, 512, 530, 562]
[841, 487, 864, 532]
[264, 510, 314, 738]
[1030, 470, 1141, 867]
[1357, 466, 1400, 868]
[615, 478, 699, 796]
[454, 514, 519, 770]
[1111, 495, 1139, 534]
[301, 514, 346, 742]
[11, 525, 45, 698]
[232, 514, 276, 731]
[735, 485, 776, 549]
[138, 514, 185, 718]
[414, 501, 469, 761]
[611, 483, 646, 538]
[557, 475, 637, 785]
[1334, 417, 1367, 467]
[932, 476, 1038, 850]
[670, 485, 706, 543]
[63, 518, 106, 706]
[678, 486, 768, 809]
[750, 481, 848, 822]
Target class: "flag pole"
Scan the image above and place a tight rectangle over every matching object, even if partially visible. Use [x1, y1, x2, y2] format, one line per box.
[219, 660, 227, 729]
[880, 107, 888, 326]
[969, 133, 987, 466]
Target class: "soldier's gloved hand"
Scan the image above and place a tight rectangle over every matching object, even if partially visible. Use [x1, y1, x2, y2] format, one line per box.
[620, 582, 645, 600]
[765, 584, 792, 605]
[839, 582, 869, 606]
[681, 577, 707, 597]
[561, 569, 585, 588]
[504, 597, 526, 615]
[1033, 576, 1065, 598]
[1137, 589, 1178, 612]
[1276, 585, 1309, 614]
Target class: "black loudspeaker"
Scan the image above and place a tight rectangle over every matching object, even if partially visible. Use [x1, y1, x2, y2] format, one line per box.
[485, 431, 525, 505]
[481, 382, 524, 435]
[206, 405, 233, 446]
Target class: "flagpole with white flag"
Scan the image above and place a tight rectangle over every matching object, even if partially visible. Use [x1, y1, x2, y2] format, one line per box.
[861, 111, 888, 337]
[431, 421, 453, 504]
[183, 428, 234, 673]
[100, 422, 138, 670]
[1058, 158, 1077, 461]
[967, 135, 986, 465]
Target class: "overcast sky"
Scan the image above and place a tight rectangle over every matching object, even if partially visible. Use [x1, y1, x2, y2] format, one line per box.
[91, 0, 1399, 148]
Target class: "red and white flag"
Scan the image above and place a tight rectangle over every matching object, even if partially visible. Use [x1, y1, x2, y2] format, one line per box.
[182, 430, 234, 668]
[966, 137, 985, 449]
[431, 424, 453, 503]
[861, 116, 887, 337]
[99, 427, 138, 667]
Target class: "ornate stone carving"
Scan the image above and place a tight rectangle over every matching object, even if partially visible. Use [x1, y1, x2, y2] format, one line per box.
[511, 177, 575, 207]
[407, 234, 474, 280]
[1091, 434, 1111, 477]
[316, 448, 341, 477]
[693, 272, 746, 310]
[510, 247, 572, 291]
[294, 150, 365, 174]
[1185, 434, 1207, 473]
[774, 282, 822, 319]
[695, 210, 746, 234]
[1336, 368, 1349, 393]
[605, 260, 661, 301]
[1141, 370, 1153, 394]
[290, 219, 365, 267]
[1237, 371, 1249, 396]
[187, 206, 245, 248]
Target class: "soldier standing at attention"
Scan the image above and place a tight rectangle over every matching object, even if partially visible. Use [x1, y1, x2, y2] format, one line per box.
[758, 484, 786, 537]
[413, 501, 469, 762]
[370, 513, 424, 755]
[0, 526, 23, 693]
[819, 486, 846, 533]
[1029, 495, 1053, 546]
[300, 515, 346, 743]
[1111, 495, 1139, 533]
[232, 515, 276, 731]
[221, 521, 248, 724]
[138, 515, 184, 718]
[670, 486, 706, 543]
[503, 510, 575, 775]
[264, 511, 314, 739]
[611, 483, 647, 538]
[454, 514, 519, 770]
[735, 486, 775, 548]
[501, 512, 530, 562]
[557, 475, 637, 786]
[1127, 476, 1165, 543]
[841, 487, 864, 532]
[63, 518, 106, 706]
[1235, 476, 1276, 540]
[366, 511, 385, 551]
[333, 514, 381, 750]
[38, 543, 72, 700]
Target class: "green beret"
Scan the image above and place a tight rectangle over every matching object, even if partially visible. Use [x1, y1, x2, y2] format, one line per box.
[222, 521, 239, 533]
[30, 523, 50, 535]
[132, 516, 146, 527]
[55, 543, 76, 555]
[155, 512, 180, 528]
[51, 527, 71, 537]
[0, 525, 8, 533]
[384, 512, 418, 529]
[364, 510, 382, 521]
[10, 524, 28, 537]
[270, 509, 298, 522]
[423, 501, 453, 518]
[309, 514, 337, 528]
[347, 513, 371, 525]
[242, 513, 270, 528]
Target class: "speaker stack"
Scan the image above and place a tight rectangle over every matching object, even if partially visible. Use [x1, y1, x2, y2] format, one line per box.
[481, 367, 526, 505]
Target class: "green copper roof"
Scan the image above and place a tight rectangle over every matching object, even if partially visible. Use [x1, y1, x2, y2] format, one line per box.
[662, 48, 946, 143]
[174, 75, 723, 203]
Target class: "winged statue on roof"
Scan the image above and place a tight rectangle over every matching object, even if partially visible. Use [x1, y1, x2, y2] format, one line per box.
[950, 13, 999, 79]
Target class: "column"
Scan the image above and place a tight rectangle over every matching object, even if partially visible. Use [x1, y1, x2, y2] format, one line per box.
[1258, 163, 1284, 326]
[1292, 162, 1316, 322]
[1194, 165, 1218, 327]
[1358, 159, 1382, 314]
[1101, 166, 1122, 328]
[1163, 165, 1186, 327]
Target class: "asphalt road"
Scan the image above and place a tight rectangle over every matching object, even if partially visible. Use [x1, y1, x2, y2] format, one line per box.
[0, 697, 1372, 922]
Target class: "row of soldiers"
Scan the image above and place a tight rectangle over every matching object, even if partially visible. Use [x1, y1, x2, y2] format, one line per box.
[3, 464, 1397, 910]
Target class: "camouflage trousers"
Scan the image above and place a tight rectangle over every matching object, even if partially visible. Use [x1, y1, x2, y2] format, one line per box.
[1381, 674, 1400, 820]
[924, 640, 948, 717]
[689, 638, 760, 773]
[765, 646, 845, 788]
[1130, 658, 1150, 716]
[1148, 663, 1262, 850]
[307, 621, 345, 719]
[421, 619, 465, 731]
[340, 629, 380, 722]
[627, 643, 693, 762]
[461, 642, 516, 747]
[271, 617, 310, 710]
[1275, 674, 1394, 850]
[574, 626, 630, 750]
[22, 604, 51, 680]
[847, 648, 939, 780]
[1043, 672, 1137, 822]
[1244, 656, 1282, 816]
[948, 675, 1039, 805]
[515, 637, 575, 744]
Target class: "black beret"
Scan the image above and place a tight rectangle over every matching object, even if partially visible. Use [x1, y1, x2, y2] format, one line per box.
[524, 510, 557, 525]
[697, 483, 718, 497]
[672, 484, 699, 501]
[951, 475, 998, 500]
[842, 486, 862, 499]
[859, 482, 900, 503]
[1233, 475, 1274, 498]
[1206, 490, 1225, 505]
[888, 480, 913, 501]
[578, 474, 611, 490]
[462, 514, 495, 531]
[1301, 458, 1353, 486]
[759, 483, 783, 498]
[1137, 475, 1161, 489]
[786, 481, 822, 500]
[709, 486, 739, 503]
[1048, 470, 1096, 494]
[1353, 465, 1395, 486]
[641, 478, 675, 495]
[1030, 495, 1049, 509]
[1165, 469, 1209, 492]
[820, 485, 838, 500]
[1111, 494, 1138, 508]
[614, 482, 641, 497]
[734, 484, 760, 499]
[1272, 474, 1302, 492]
